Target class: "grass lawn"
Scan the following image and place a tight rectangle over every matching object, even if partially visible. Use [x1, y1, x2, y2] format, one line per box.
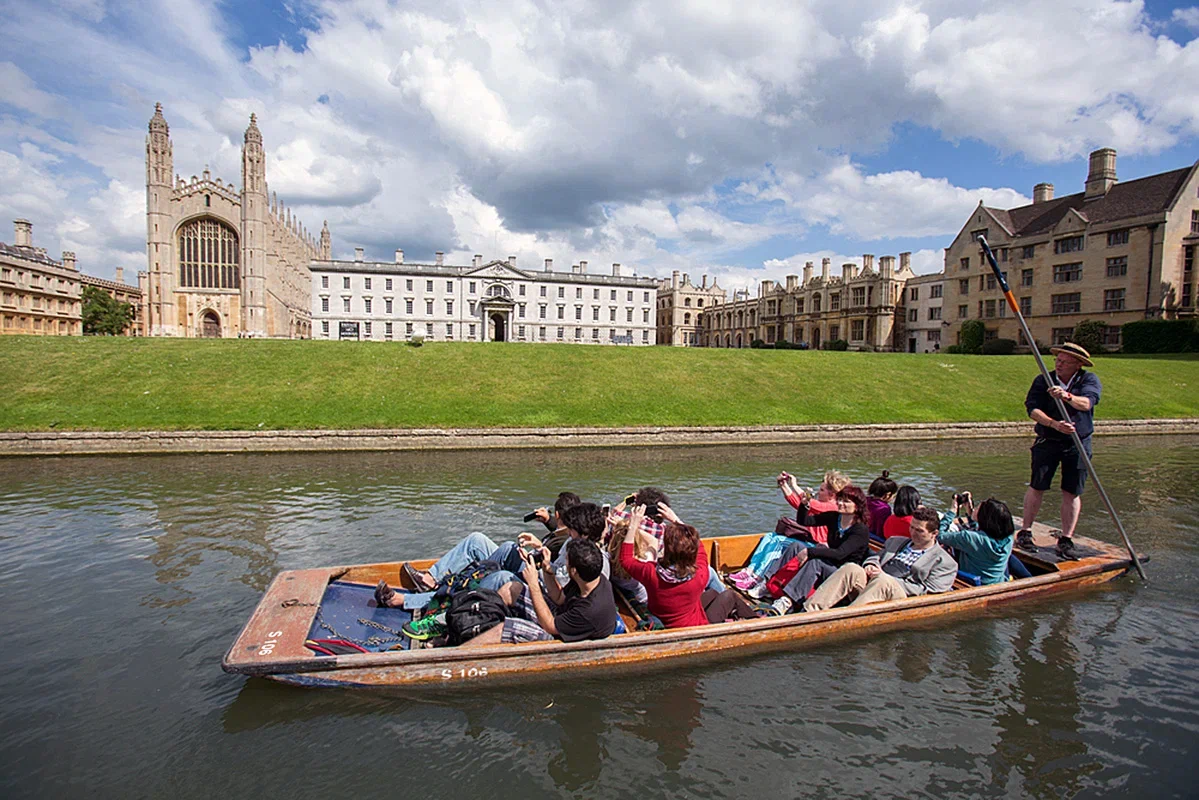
[0, 336, 1195, 431]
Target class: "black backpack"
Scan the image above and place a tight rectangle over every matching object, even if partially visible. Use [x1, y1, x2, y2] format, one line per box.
[445, 588, 508, 645]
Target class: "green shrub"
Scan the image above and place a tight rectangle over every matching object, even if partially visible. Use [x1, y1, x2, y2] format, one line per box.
[828, 339, 849, 351]
[1122, 320, 1199, 353]
[959, 320, 985, 354]
[750, 338, 767, 349]
[1072, 320, 1107, 354]
[945, 344, 964, 354]
[982, 338, 1017, 355]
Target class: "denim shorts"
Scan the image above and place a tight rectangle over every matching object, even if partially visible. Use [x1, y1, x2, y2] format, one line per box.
[1030, 436, 1091, 495]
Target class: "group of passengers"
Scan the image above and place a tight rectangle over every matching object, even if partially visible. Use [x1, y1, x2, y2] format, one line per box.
[373, 472, 1025, 648]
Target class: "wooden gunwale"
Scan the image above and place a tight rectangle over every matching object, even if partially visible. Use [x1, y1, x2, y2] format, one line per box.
[222, 532, 1133, 683]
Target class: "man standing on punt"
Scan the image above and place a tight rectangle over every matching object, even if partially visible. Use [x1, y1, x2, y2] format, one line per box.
[1018, 342, 1101, 560]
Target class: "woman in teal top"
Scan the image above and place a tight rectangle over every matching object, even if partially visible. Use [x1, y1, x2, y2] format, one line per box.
[939, 496, 1015, 585]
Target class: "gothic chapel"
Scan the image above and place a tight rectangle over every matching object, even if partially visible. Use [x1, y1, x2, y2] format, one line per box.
[142, 104, 328, 338]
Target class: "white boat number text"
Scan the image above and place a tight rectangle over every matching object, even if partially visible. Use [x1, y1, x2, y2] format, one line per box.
[258, 630, 284, 656]
[441, 667, 488, 680]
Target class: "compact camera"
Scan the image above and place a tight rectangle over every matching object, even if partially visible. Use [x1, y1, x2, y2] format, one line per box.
[523, 511, 540, 523]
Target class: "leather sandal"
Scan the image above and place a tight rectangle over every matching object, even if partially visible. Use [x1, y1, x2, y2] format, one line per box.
[1055, 536, 1079, 561]
[401, 563, 436, 591]
[374, 579, 398, 607]
[1015, 529, 1037, 551]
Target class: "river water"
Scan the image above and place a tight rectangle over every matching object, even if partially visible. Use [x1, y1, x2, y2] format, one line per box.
[0, 437, 1196, 799]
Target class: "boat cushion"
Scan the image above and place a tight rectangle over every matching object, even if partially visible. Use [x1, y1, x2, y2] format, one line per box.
[306, 581, 416, 652]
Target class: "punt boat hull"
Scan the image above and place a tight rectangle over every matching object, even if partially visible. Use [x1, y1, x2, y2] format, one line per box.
[221, 526, 1136, 689]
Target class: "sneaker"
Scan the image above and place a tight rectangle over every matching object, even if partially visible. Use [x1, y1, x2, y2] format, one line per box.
[747, 582, 773, 600]
[771, 596, 793, 616]
[402, 612, 447, 641]
[1015, 529, 1037, 551]
[729, 571, 759, 591]
[1055, 536, 1079, 561]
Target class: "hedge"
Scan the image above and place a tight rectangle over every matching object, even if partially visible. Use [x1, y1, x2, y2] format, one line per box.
[1121, 320, 1199, 353]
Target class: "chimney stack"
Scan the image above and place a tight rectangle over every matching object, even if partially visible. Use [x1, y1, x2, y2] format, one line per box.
[786, 274, 798, 292]
[578, 260, 587, 273]
[395, 249, 404, 264]
[436, 251, 444, 266]
[1085, 148, 1117, 199]
[612, 262, 621, 276]
[702, 274, 708, 288]
[544, 258, 553, 271]
[880, 255, 895, 278]
[13, 219, 32, 248]
[61, 251, 77, 271]
[760, 280, 774, 297]
[473, 254, 482, 267]
[821, 258, 830, 282]
[1033, 183, 1054, 204]
[842, 263, 856, 282]
[672, 270, 680, 289]
[862, 254, 874, 272]
[506, 254, 515, 266]
[115, 267, 124, 284]
[354, 247, 364, 262]
[899, 252, 911, 272]
[803, 261, 814, 284]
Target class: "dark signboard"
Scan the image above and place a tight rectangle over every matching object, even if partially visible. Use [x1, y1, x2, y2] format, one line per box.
[339, 321, 360, 340]
[610, 334, 634, 345]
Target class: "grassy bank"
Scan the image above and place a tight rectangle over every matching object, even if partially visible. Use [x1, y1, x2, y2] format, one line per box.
[0, 336, 1195, 431]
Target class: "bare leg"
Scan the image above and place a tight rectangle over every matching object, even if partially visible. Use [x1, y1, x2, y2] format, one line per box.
[1021, 487, 1045, 530]
[459, 624, 504, 647]
[498, 581, 525, 606]
[1060, 491, 1081, 538]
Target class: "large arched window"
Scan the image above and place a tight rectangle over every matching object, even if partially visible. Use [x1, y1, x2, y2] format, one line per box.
[486, 283, 512, 299]
[178, 218, 240, 289]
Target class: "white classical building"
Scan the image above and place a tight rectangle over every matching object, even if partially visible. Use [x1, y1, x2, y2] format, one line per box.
[310, 252, 658, 345]
[902, 271, 946, 353]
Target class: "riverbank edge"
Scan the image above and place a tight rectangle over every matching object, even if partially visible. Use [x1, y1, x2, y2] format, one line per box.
[1, 418, 1196, 457]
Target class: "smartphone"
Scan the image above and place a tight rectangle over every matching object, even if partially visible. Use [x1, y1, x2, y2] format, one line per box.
[601, 503, 611, 516]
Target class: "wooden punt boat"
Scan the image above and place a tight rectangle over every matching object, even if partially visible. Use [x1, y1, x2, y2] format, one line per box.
[222, 524, 1140, 689]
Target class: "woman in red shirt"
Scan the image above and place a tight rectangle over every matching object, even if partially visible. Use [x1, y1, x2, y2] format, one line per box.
[619, 506, 711, 628]
[882, 485, 921, 539]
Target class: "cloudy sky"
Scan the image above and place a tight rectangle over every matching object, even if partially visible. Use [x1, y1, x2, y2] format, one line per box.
[2, 0, 1197, 292]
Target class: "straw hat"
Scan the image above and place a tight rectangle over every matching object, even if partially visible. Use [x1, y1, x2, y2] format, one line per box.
[1049, 342, 1093, 367]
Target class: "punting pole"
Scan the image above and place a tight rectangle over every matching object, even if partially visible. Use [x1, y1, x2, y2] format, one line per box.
[975, 235, 1146, 581]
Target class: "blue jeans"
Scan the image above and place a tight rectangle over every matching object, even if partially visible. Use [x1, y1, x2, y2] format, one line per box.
[401, 533, 523, 610]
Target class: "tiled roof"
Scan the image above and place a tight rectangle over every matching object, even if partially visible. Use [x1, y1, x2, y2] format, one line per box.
[0, 242, 63, 269]
[984, 165, 1194, 237]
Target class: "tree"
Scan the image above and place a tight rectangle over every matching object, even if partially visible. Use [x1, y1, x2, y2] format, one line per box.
[1072, 319, 1107, 354]
[81, 285, 134, 336]
[959, 320, 985, 354]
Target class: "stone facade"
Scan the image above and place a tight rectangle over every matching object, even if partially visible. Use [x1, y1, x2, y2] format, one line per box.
[142, 104, 320, 339]
[80, 268, 144, 336]
[655, 270, 726, 345]
[902, 272, 945, 353]
[311, 254, 658, 344]
[943, 148, 1199, 350]
[699, 254, 915, 350]
[0, 219, 83, 336]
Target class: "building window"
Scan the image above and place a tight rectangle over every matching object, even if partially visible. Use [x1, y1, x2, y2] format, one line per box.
[519, 304, 526, 318]
[469, 281, 476, 294]
[627, 308, 634, 322]
[446, 301, 453, 314]
[321, 320, 329, 335]
[960, 257, 969, 271]
[385, 321, 393, 338]
[343, 277, 351, 289]
[519, 325, 526, 338]
[446, 323, 453, 337]
[446, 281, 453, 292]
[930, 285, 943, 299]
[343, 298, 351, 312]
[830, 294, 841, 312]
[426, 280, 433, 292]
[385, 299, 393, 314]
[594, 288, 600, 300]
[321, 297, 329, 312]
[574, 327, 582, 339]
[852, 287, 865, 306]
[576, 287, 583, 299]
[1021, 269, 1033, 287]
[1103, 326, 1122, 348]
[364, 321, 372, 336]
[1104, 288, 1126, 311]
[557, 326, 564, 339]
[1053, 263, 1082, 283]
[321, 275, 329, 288]
[425, 322, 433, 336]
[364, 298, 372, 313]
[557, 305, 564, 319]
[850, 319, 865, 340]
[1054, 236, 1084, 254]
[469, 301, 476, 315]
[1193, 210, 1199, 234]
[928, 307, 942, 321]
[986, 275, 997, 290]
[909, 308, 918, 322]
[1106, 256, 1128, 277]
[406, 279, 413, 291]
[177, 217, 241, 289]
[519, 284, 525, 296]
[959, 279, 970, 295]
[364, 277, 371, 290]
[697, 299, 704, 308]
[1020, 296, 1032, 316]
[406, 299, 413, 314]
[1107, 229, 1129, 246]
[1052, 327, 1073, 345]
[469, 323, 476, 337]
[829, 325, 840, 341]
[385, 278, 392, 291]
[539, 326, 546, 340]
[795, 298, 804, 313]
[1183, 246, 1194, 308]
[909, 287, 919, 301]
[558, 286, 564, 298]
[592, 306, 599, 321]
[684, 297, 692, 307]
[985, 299, 997, 318]
[539, 305, 546, 319]
[426, 300, 433, 315]
[406, 322, 413, 336]
[610, 307, 617, 321]
[927, 329, 941, 342]
[1021, 245, 1035, 259]
[540, 286, 547, 297]
[575, 306, 582, 320]
[643, 308, 650, 323]
[1051, 293, 1081, 313]
[627, 291, 634, 302]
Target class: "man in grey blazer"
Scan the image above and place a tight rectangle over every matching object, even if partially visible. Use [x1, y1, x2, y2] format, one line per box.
[803, 506, 957, 611]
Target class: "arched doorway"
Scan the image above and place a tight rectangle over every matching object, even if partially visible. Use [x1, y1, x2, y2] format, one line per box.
[490, 313, 507, 342]
[811, 327, 821, 349]
[200, 310, 221, 338]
